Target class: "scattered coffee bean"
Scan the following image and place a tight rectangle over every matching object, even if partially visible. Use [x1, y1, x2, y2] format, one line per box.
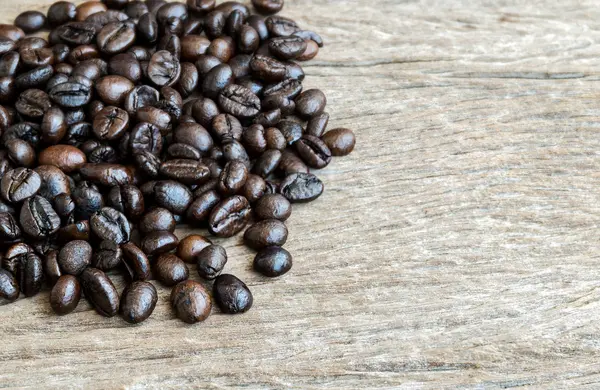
[120, 281, 158, 324]
[80, 267, 119, 317]
[177, 234, 212, 264]
[244, 219, 288, 249]
[254, 193, 291, 221]
[170, 280, 212, 323]
[253, 246, 292, 277]
[154, 253, 189, 286]
[322, 128, 356, 156]
[50, 275, 81, 315]
[58, 239, 92, 275]
[196, 244, 227, 280]
[213, 274, 252, 314]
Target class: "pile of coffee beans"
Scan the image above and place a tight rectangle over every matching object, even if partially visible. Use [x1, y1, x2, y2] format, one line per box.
[0, 0, 356, 324]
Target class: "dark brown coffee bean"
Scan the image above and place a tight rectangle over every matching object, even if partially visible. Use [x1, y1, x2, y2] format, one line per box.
[172, 235, 209, 265]
[124, 1, 149, 19]
[295, 134, 332, 169]
[79, 163, 133, 186]
[50, 275, 81, 314]
[0, 76, 16, 104]
[130, 122, 163, 155]
[140, 230, 179, 257]
[186, 189, 221, 226]
[187, 0, 215, 13]
[253, 109, 281, 128]
[213, 274, 252, 314]
[67, 45, 99, 65]
[53, 193, 75, 223]
[218, 84, 261, 118]
[152, 180, 193, 215]
[0, 51, 20, 78]
[40, 107, 67, 144]
[49, 78, 92, 108]
[159, 159, 210, 185]
[3, 243, 33, 273]
[1, 168, 41, 203]
[186, 97, 220, 128]
[157, 33, 181, 58]
[240, 174, 266, 203]
[0, 268, 19, 302]
[48, 2, 77, 27]
[105, 185, 144, 221]
[0, 211, 20, 242]
[174, 122, 213, 154]
[296, 39, 319, 61]
[180, 35, 210, 62]
[266, 15, 299, 37]
[202, 63, 233, 99]
[56, 220, 90, 243]
[170, 280, 211, 323]
[195, 55, 221, 78]
[91, 207, 130, 244]
[208, 195, 251, 237]
[139, 207, 176, 234]
[137, 13, 158, 44]
[108, 53, 142, 83]
[167, 143, 202, 160]
[268, 36, 307, 61]
[264, 127, 286, 150]
[252, 0, 283, 15]
[80, 267, 119, 317]
[11, 252, 43, 297]
[120, 281, 157, 323]
[19, 195, 61, 239]
[44, 250, 62, 286]
[92, 106, 129, 141]
[0, 25, 25, 42]
[244, 219, 288, 249]
[322, 128, 356, 156]
[35, 165, 70, 200]
[254, 246, 292, 277]
[284, 60, 304, 81]
[246, 15, 268, 41]
[93, 240, 122, 270]
[235, 25, 259, 53]
[73, 59, 106, 80]
[211, 113, 242, 141]
[85, 10, 129, 26]
[76, 1, 108, 21]
[38, 145, 86, 173]
[306, 112, 329, 137]
[196, 244, 226, 280]
[250, 54, 286, 82]
[154, 253, 189, 286]
[262, 94, 295, 116]
[176, 62, 199, 98]
[295, 89, 326, 118]
[221, 138, 250, 167]
[56, 22, 97, 45]
[148, 50, 181, 87]
[95, 75, 134, 106]
[121, 242, 151, 281]
[58, 240, 92, 275]
[280, 172, 323, 203]
[276, 120, 302, 146]
[123, 86, 159, 115]
[72, 181, 104, 221]
[218, 160, 248, 195]
[254, 193, 291, 221]
[15, 65, 54, 90]
[5, 139, 35, 168]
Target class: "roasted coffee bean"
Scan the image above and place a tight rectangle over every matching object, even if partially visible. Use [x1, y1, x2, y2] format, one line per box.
[218, 160, 248, 195]
[139, 207, 175, 234]
[124, 1, 149, 19]
[253, 109, 281, 128]
[12, 252, 43, 297]
[36, 165, 70, 199]
[121, 242, 151, 281]
[67, 45, 100, 65]
[140, 230, 179, 256]
[5, 139, 36, 168]
[86, 10, 129, 26]
[1, 168, 41, 203]
[38, 145, 86, 173]
[92, 106, 129, 140]
[159, 159, 210, 185]
[295, 134, 331, 168]
[95, 75, 134, 106]
[79, 163, 133, 186]
[264, 127, 286, 150]
[130, 122, 163, 155]
[64, 122, 93, 147]
[215, 2, 250, 18]
[88, 145, 118, 164]
[186, 189, 220, 226]
[48, 2, 77, 27]
[188, 97, 220, 128]
[152, 180, 193, 215]
[3, 122, 41, 148]
[20, 195, 61, 239]
[240, 174, 266, 203]
[44, 250, 62, 286]
[148, 50, 180, 87]
[154, 253, 189, 286]
[58, 240, 92, 275]
[218, 84, 261, 118]
[262, 93, 294, 116]
[266, 15, 298, 37]
[195, 54, 221, 78]
[202, 63, 233, 99]
[20, 47, 55, 68]
[295, 89, 326, 118]
[250, 54, 285, 82]
[280, 172, 323, 203]
[241, 124, 266, 155]
[41, 107, 68, 144]
[173, 122, 213, 154]
[225, 10, 245, 37]
[252, 0, 283, 15]
[0, 76, 16, 103]
[167, 143, 202, 160]
[134, 150, 160, 178]
[263, 78, 302, 100]
[73, 59, 106, 80]
[124, 85, 159, 115]
[187, 0, 215, 13]
[136, 12, 158, 45]
[213, 274, 252, 314]
[56, 22, 97, 45]
[157, 33, 181, 58]
[3, 243, 33, 273]
[253, 246, 292, 277]
[120, 281, 157, 323]
[0, 52, 20, 78]
[50, 275, 81, 314]
[93, 240, 122, 270]
[15, 65, 54, 90]
[0, 212, 20, 242]
[49, 79, 92, 108]
[72, 181, 104, 221]
[306, 112, 329, 137]
[91, 207, 131, 244]
[203, 158, 223, 178]
[276, 120, 303, 146]
[204, 10, 226, 39]
[0, 25, 23, 42]
[292, 29, 323, 47]
[296, 39, 319, 61]
[254, 193, 291, 221]
[284, 60, 304, 81]
[208, 195, 251, 237]
[109, 53, 142, 83]
[222, 138, 250, 167]
[175, 234, 211, 264]
[76, 1, 108, 21]
[170, 279, 212, 323]
[322, 128, 356, 156]
[53, 193, 75, 223]
[80, 267, 119, 317]
[107, 185, 144, 220]
[135, 107, 171, 134]
[268, 36, 307, 61]
[176, 62, 198, 98]
[196, 244, 226, 280]
[244, 219, 287, 249]
[180, 35, 210, 62]
[55, 62, 73, 76]
[211, 113, 242, 141]
[57, 220, 90, 243]
[0, 268, 19, 302]
[97, 21, 136, 54]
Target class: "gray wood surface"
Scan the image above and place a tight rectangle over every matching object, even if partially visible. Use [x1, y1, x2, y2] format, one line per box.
[2, 0, 600, 388]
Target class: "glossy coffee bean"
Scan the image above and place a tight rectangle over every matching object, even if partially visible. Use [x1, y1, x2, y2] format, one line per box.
[50, 275, 81, 315]
[196, 244, 227, 280]
[137, 12, 158, 44]
[167, 143, 202, 160]
[306, 112, 329, 137]
[253, 246, 292, 277]
[72, 182, 105, 221]
[252, 149, 282, 178]
[107, 185, 144, 220]
[250, 54, 286, 82]
[53, 193, 75, 223]
[93, 240, 122, 270]
[12, 252, 43, 297]
[41, 107, 68, 144]
[322, 128, 356, 156]
[1, 168, 41, 203]
[93, 106, 129, 140]
[43, 250, 62, 286]
[57, 240, 92, 276]
[213, 274, 252, 314]
[139, 207, 176, 234]
[254, 193, 291, 221]
[49, 78, 92, 108]
[48, 2, 77, 27]
[0, 25, 25, 42]
[295, 134, 332, 169]
[0, 211, 21, 242]
[252, 0, 283, 15]
[91, 207, 131, 244]
[170, 280, 212, 323]
[151, 180, 193, 215]
[180, 35, 210, 62]
[97, 21, 136, 54]
[244, 219, 288, 249]
[218, 84, 261, 118]
[20, 195, 61, 239]
[278, 149, 308, 175]
[295, 89, 326, 118]
[212, 113, 242, 141]
[121, 242, 151, 281]
[148, 50, 181, 87]
[0, 269, 19, 302]
[174, 235, 210, 265]
[124, 85, 159, 115]
[154, 253, 189, 286]
[202, 63, 233, 100]
[280, 172, 323, 203]
[240, 174, 266, 203]
[173, 122, 213, 155]
[80, 267, 119, 317]
[76, 1, 108, 22]
[130, 122, 163, 155]
[186, 189, 221, 226]
[140, 230, 179, 256]
[96, 75, 134, 106]
[208, 195, 251, 237]
[16, 89, 51, 120]
[159, 159, 210, 185]
[268, 36, 307, 61]
[120, 281, 157, 323]
[296, 39, 319, 61]
[188, 97, 220, 128]
[38, 145, 86, 173]
[217, 160, 248, 195]
[5, 139, 35, 168]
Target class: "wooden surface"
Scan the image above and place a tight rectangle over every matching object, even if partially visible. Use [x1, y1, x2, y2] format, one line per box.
[2, 0, 600, 388]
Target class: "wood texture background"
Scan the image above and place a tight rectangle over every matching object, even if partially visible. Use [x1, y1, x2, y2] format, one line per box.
[2, 0, 600, 388]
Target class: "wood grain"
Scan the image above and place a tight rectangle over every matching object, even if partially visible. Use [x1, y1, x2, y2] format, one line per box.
[2, 0, 600, 388]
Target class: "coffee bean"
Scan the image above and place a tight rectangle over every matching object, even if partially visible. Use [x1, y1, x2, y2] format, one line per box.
[0, 211, 20, 242]
[38, 145, 86, 173]
[187, 0, 215, 13]
[296, 39, 319, 61]
[213, 274, 252, 314]
[170, 280, 212, 323]
[240, 174, 266, 203]
[19, 195, 61, 239]
[48, 2, 77, 27]
[49, 79, 92, 108]
[56, 220, 90, 243]
[263, 127, 286, 150]
[254, 193, 291, 221]
[295, 89, 326, 118]
[294, 134, 332, 168]
[188, 97, 220, 128]
[92, 106, 129, 140]
[79, 163, 133, 187]
[12, 252, 43, 297]
[124, 2, 149, 19]
[159, 159, 210, 185]
[278, 149, 308, 176]
[1, 168, 41, 203]
[196, 244, 227, 280]
[154, 253, 189, 286]
[140, 230, 179, 256]
[152, 180, 193, 215]
[268, 36, 307, 61]
[180, 35, 210, 62]
[57, 22, 97, 45]
[218, 160, 248, 195]
[215, 2, 250, 18]
[0, 268, 19, 302]
[202, 63, 234, 100]
[5, 139, 35, 168]
[93, 240, 122, 270]
[0, 25, 24, 42]
[121, 242, 151, 281]
[97, 21, 135, 54]
[139, 207, 176, 234]
[306, 112, 329, 137]
[73, 59, 106, 80]
[35, 165, 70, 200]
[266, 15, 299, 37]
[250, 54, 286, 82]
[176, 62, 199, 98]
[186, 189, 221, 226]
[91, 207, 131, 244]
[252, 0, 283, 15]
[41, 107, 68, 144]
[244, 219, 287, 249]
[107, 185, 145, 220]
[88, 145, 118, 164]
[174, 235, 210, 265]
[72, 181, 104, 221]
[253, 246, 292, 277]
[80, 267, 119, 317]
[137, 13, 158, 44]
[76, 1, 108, 22]
[130, 122, 163, 155]
[58, 239, 92, 275]
[173, 122, 213, 154]
[120, 281, 157, 324]
[322, 128, 356, 156]
[124, 85, 159, 115]
[96, 75, 134, 106]
[167, 143, 202, 160]
[280, 172, 323, 203]
[50, 275, 81, 314]
[43, 250, 62, 286]
[148, 50, 181, 87]
[15, 65, 54, 90]
[218, 84, 261, 118]
[53, 193, 75, 223]
[211, 113, 242, 141]
[208, 195, 251, 237]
